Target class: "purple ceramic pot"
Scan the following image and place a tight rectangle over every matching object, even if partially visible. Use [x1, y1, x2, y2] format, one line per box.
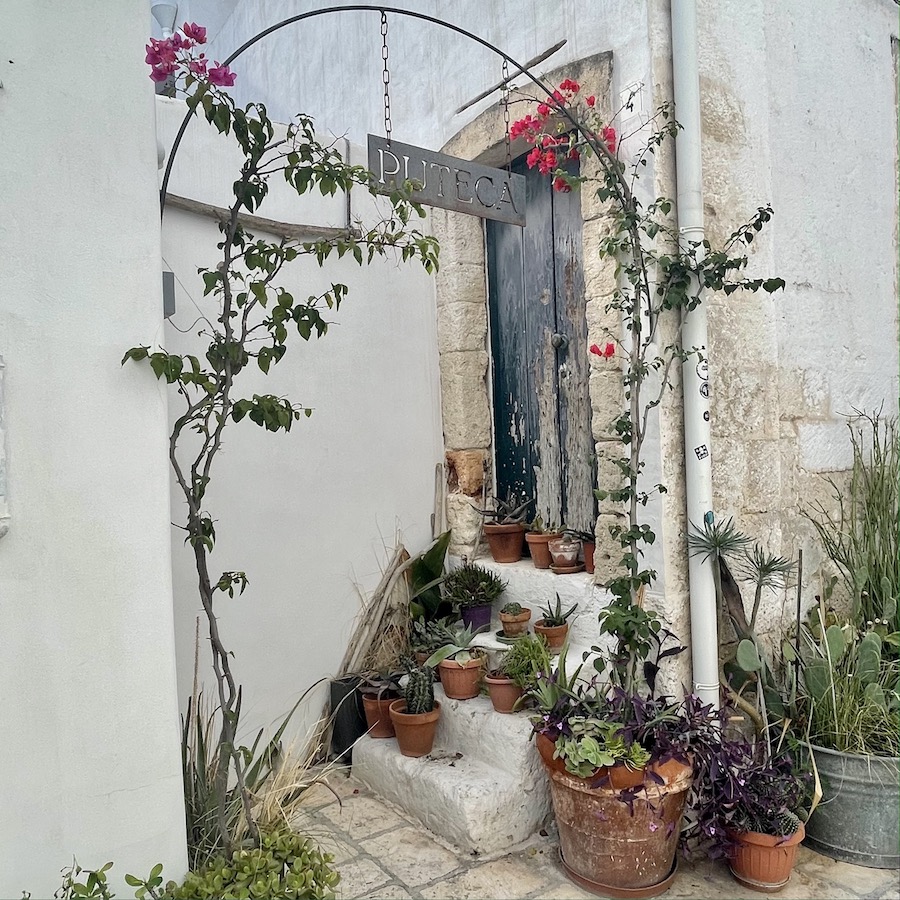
[461, 603, 492, 631]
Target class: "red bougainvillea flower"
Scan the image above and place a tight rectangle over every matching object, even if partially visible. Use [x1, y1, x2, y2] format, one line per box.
[537, 102, 551, 117]
[590, 342, 616, 358]
[537, 150, 557, 175]
[602, 126, 617, 154]
[208, 63, 237, 87]
[586, 95, 596, 108]
[553, 176, 571, 193]
[182, 22, 207, 44]
[526, 146, 542, 168]
[559, 78, 580, 94]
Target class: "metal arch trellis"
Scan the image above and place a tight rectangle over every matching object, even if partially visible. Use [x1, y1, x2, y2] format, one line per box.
[158, 4, 599, 216]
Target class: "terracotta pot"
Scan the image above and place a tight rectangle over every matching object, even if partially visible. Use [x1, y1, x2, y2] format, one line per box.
[548, 760, 692, 893]
[536, 732, 568, 774]
[607, 763, 647, 790]
[549, 537, 581, 567]
[483, 523, 526, 563]
[461, 603, 492, 631]
[361, 694, 397, 738]
[438, 656, 484, 700]
[525, 532, 563, 569]
[534, 619, 568, 651]
[582, 540, 595, 575]
[485, 674, 523, 713]
[388, 699, 441, 758]
[499, 608, 531, 637]
[729, 823, 804, 893]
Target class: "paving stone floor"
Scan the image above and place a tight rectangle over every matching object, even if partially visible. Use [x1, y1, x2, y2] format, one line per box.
[296, 771, 900, 900]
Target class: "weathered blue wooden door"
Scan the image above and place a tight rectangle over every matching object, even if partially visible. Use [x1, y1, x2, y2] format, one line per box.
[486, 156, 595, 531]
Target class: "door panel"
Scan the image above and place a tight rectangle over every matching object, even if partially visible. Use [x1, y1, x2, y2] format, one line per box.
[487, 156, 594, 531]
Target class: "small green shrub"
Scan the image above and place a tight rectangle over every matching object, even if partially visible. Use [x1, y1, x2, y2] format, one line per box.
[443, 563, 506, 610]
[500, 634, 552, 689]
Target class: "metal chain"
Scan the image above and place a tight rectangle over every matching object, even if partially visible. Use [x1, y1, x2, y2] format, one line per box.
[381, 11, 392, 145]
[501, 59, 511, 172]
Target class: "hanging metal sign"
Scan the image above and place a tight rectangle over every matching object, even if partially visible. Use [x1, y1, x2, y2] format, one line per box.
[367, 135, 526, 226]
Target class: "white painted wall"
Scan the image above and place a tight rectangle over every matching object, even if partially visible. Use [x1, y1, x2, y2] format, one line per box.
[156, 100, 444, 740]
[0, 2, 187, 894]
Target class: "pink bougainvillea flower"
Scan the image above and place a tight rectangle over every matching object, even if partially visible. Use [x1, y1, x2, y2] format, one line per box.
[188, 57, 208, 76]
[145, 37, 176, 67]
[602, 125, 617, 153]
[182, 22, 207, 44]
[150, 65, 174, 83]
[537, 102, 550, 117]
[553, 176, 571, 193]
[208, 62, 237, 87]
[586, 95, 596, 107]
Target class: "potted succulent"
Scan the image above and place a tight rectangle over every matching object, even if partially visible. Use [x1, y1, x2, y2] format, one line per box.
[485, 633, 550, 713]
[410, 615, 455, 667]
[358, 670, 404, 739]
[425, 624, 487, 700]
[548, 534, 582, 572]
[724, 751, 808, 893]
[499, 600, 531, 637]
[474, 492, 531, 563]
[533, 594, 577, 651]
[525, 516, 564, 569]
[566, 527, 596, 575]
[443, 561, 506, 631]
[389, 662, 441, 757]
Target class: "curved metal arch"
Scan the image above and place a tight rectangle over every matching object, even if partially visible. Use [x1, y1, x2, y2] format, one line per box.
[159, 4, 590, 214]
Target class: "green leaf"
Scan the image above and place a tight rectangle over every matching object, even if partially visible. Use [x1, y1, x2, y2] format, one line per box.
[804, 659, 829, 702]
[882, 592, 897, 622]
[124, 874, 143, 887]
[781, 640, 797, 663]
[856, 632, 882, 684]
[736, 638, 762, 672]
[863, 682, 887, 709]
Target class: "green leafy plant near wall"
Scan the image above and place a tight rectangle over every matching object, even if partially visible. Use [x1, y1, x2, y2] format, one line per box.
[511, 78, 785, 670]
[128, 23, 438, 865]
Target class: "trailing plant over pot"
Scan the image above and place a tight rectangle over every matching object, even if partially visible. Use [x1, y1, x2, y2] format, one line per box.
[130, 24, 439, 862]
[534, 593, 578, 651]
[474, 492, 532, 563]
[389, 662, 440, 758]
[425, 624, 487, 700]
[443, 562, 506, 631]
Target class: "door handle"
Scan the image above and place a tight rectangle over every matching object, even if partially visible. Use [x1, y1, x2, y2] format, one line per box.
[550, 332, 569, 350]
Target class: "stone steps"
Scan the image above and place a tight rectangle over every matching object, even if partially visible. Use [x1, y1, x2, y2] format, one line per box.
[352, 686, 551, 855]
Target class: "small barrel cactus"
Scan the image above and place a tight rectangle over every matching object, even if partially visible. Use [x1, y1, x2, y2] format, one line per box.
[404, 665, 435, 715]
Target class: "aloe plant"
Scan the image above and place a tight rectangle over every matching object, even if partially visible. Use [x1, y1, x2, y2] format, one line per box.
[538, 594, 578, 627]
[424, 624, 487, 667]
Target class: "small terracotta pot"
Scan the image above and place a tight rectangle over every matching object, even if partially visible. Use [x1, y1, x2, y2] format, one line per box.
[525, 532, 563, 569]
[582, 540, 595, 575]
[485, 674, 524, 713]
[484, 523, 526, 563]
[438, 656, 484, 700]
[388, 699, 441, 758]
[534, 619, 569, 651]
[729, 823, 805, 893]
[549, 537, 581, 567]
[361, 694, 397, 738]
[499, 608, 531, 637]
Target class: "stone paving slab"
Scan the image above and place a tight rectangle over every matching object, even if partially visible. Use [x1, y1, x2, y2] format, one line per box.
[296, 771, 900, 900]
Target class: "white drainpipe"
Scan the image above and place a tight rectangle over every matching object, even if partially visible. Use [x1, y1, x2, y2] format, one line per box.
[671, 0, 720, 708]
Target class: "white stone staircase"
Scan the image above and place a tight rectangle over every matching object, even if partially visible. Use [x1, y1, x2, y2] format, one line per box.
[352, 557, 615, 855]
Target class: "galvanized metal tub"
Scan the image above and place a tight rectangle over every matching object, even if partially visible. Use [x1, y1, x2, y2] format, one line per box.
[805, 743, 900, 869]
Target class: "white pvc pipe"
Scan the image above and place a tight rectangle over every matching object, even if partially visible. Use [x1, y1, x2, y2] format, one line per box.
[671, 0, 720, 708]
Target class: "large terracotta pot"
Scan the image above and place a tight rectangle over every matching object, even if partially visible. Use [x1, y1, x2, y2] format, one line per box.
[485, 674, 523, 713]
[729, 823, 805, 893]
[483, 523, 526, 563]
[438, 656, 484, 699]
[525, 532, 563, 569]
[361, 694, 397, 738]
[499, 608, 531, 637]
[534, 619, 568, 652]
[544, 753, 692, 895]
[388, 699, 441, 758]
